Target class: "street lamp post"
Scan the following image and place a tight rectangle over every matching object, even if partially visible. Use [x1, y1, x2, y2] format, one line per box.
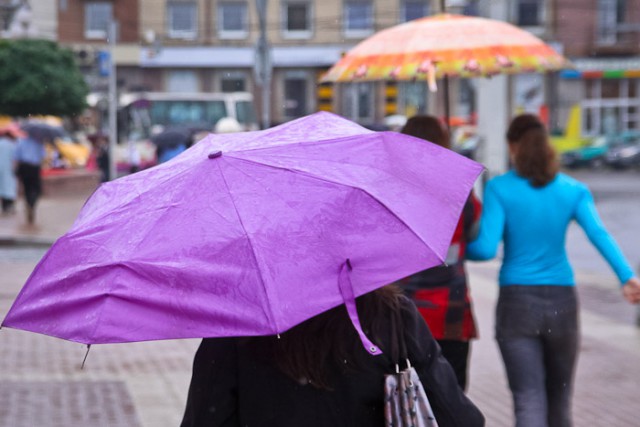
[107, 20, 118, 181]
[254, 0, 272, 129]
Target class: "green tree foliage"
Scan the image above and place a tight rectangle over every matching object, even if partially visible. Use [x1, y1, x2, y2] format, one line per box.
[0, 39, 88, 117]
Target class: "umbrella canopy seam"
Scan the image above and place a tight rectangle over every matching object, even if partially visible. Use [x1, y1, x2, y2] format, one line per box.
[204, 112, 373, 154]
[220, 154, 446, 266]
[66, 165, 197, 237]
[213, 158, 281, 333]
[213, 131, 380, 156]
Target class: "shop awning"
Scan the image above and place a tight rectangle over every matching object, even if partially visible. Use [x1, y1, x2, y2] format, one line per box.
[560, 57, 640, 79]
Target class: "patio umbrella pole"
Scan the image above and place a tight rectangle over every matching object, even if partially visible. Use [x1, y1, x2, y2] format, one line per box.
[443, 75, 451, 134]
[439, 0, 451, 135]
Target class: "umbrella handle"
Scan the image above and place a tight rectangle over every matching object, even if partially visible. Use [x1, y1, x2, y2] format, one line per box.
[338, 260, 383, 356]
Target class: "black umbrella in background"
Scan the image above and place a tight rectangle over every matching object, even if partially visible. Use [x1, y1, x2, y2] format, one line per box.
[150, 127, 193, 151]
[21, 122, 67, 143]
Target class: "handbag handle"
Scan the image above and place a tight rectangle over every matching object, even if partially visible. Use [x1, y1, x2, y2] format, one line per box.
[389, 304, 409, 371]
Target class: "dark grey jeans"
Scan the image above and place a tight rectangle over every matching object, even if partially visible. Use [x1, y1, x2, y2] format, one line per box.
[496, 285, 579, 427]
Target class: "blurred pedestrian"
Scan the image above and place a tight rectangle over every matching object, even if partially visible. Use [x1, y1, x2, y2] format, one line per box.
[398, 115, 482, 390]
[181, 285, 485, 427]
[151, 126, 192, 165]
[88, 133, 110, 182]
[0, 123, 25, 215]
[14, 130, 47, 224]
[467, 113, 640, 427]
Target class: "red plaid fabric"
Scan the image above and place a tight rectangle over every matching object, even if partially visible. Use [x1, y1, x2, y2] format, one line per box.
[400, 193, 481, 340]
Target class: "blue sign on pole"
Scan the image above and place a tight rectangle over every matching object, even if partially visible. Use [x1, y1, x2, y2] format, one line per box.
[97, 50, 110, 77]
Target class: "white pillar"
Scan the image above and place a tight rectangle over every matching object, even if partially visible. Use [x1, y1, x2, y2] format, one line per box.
[476, 0, 510, 180]
[477, 75, 510, 180]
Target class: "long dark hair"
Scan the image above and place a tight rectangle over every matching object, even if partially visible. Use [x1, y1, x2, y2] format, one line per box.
[401, 115, 450, 149]
[269, 285, 402, 390]
[506, 114, 558, 187]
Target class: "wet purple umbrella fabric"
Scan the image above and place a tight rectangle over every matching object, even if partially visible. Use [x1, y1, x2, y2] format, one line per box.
[2, 112, 482, 352]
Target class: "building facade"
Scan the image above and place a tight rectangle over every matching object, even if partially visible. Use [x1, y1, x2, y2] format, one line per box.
[0, 0, 56, 40]
[133, 0, 453, 126]
[553, 0, 640, 137]
[5, 1, 636, 135]
[54, 0, 475, 127]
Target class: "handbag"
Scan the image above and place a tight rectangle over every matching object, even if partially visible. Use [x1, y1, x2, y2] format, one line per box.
[383, 306, 439, 427]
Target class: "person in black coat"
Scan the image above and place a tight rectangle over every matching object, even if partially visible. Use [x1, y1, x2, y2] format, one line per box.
[180, 285, 485, 426]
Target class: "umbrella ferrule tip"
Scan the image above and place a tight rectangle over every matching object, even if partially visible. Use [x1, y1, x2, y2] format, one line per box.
[208, 151, 223, 159]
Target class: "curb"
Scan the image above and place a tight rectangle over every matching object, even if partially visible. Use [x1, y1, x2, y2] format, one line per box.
[0, 235, 55, 248]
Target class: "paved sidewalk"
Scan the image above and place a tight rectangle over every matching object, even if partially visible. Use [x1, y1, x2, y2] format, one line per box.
[1, 187, 639, 426]
[0, 173, 98, 246]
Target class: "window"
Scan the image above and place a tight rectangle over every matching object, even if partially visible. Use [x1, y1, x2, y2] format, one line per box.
[401, 1, 427, 23]
[84, 1, 112, 39]
[399, 82, 427, 116]
[344, 1, 373, 38]
[341, 83, 375, 123]
[284, 71, 310, 118]
[282, 1, 312, 39]
[597, 0, 625, 44]
[218, 2, 248, 39]
[515, 0, 543, 27]
[220, 71, 247, 92]
[463, 0, 480, 16]
[167, 1, 197, 39]
[166, 70, 199, 93]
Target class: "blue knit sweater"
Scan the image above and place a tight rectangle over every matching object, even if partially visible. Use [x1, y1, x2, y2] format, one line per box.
[467, 171, 634, 286]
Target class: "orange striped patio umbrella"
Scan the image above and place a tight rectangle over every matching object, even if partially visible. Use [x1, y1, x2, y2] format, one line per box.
[322, 14, 570, 84]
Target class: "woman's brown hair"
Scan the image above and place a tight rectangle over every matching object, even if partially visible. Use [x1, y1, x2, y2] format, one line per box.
[264, 285, 403, 390]
[506, 113, 558, 187]
[401, 115, 450, 149]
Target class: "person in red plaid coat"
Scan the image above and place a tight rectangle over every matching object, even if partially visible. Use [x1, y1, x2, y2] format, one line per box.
[399, 115, 482, 390]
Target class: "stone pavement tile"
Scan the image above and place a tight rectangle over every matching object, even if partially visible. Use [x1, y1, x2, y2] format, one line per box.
[0, 381, 141, 427]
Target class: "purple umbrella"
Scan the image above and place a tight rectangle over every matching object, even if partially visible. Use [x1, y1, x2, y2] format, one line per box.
[2, 112, 482, 354]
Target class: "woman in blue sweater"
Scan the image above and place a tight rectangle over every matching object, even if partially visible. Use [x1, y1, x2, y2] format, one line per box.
[467, 114, 640, 427]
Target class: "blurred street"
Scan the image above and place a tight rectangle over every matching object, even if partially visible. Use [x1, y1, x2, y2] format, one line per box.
[0, 169, 639, 426]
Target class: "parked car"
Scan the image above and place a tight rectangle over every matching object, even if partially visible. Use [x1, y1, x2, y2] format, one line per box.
[605, 140, 640, 169]
[560, 136, 607, 168]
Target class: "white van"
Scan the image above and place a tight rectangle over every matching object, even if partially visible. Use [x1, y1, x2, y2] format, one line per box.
[115, 92, 258, 171]
[119, 91, 258, 139]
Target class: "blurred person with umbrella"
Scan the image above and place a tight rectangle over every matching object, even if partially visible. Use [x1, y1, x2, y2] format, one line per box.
[15, 122, 51, 224]
[398, 115, 482, 391]
[151, 126, 192, 164]
[3, 112, 485, 425]
[0, 123, 25, 215]
[20, 122, 66, 143]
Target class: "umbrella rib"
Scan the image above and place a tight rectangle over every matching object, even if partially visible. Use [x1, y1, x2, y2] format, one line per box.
[225, 155, 446, 265]
[220, 131, 374, 156]
[212, 160, 281, 333]
[66, 165, 198, 238]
